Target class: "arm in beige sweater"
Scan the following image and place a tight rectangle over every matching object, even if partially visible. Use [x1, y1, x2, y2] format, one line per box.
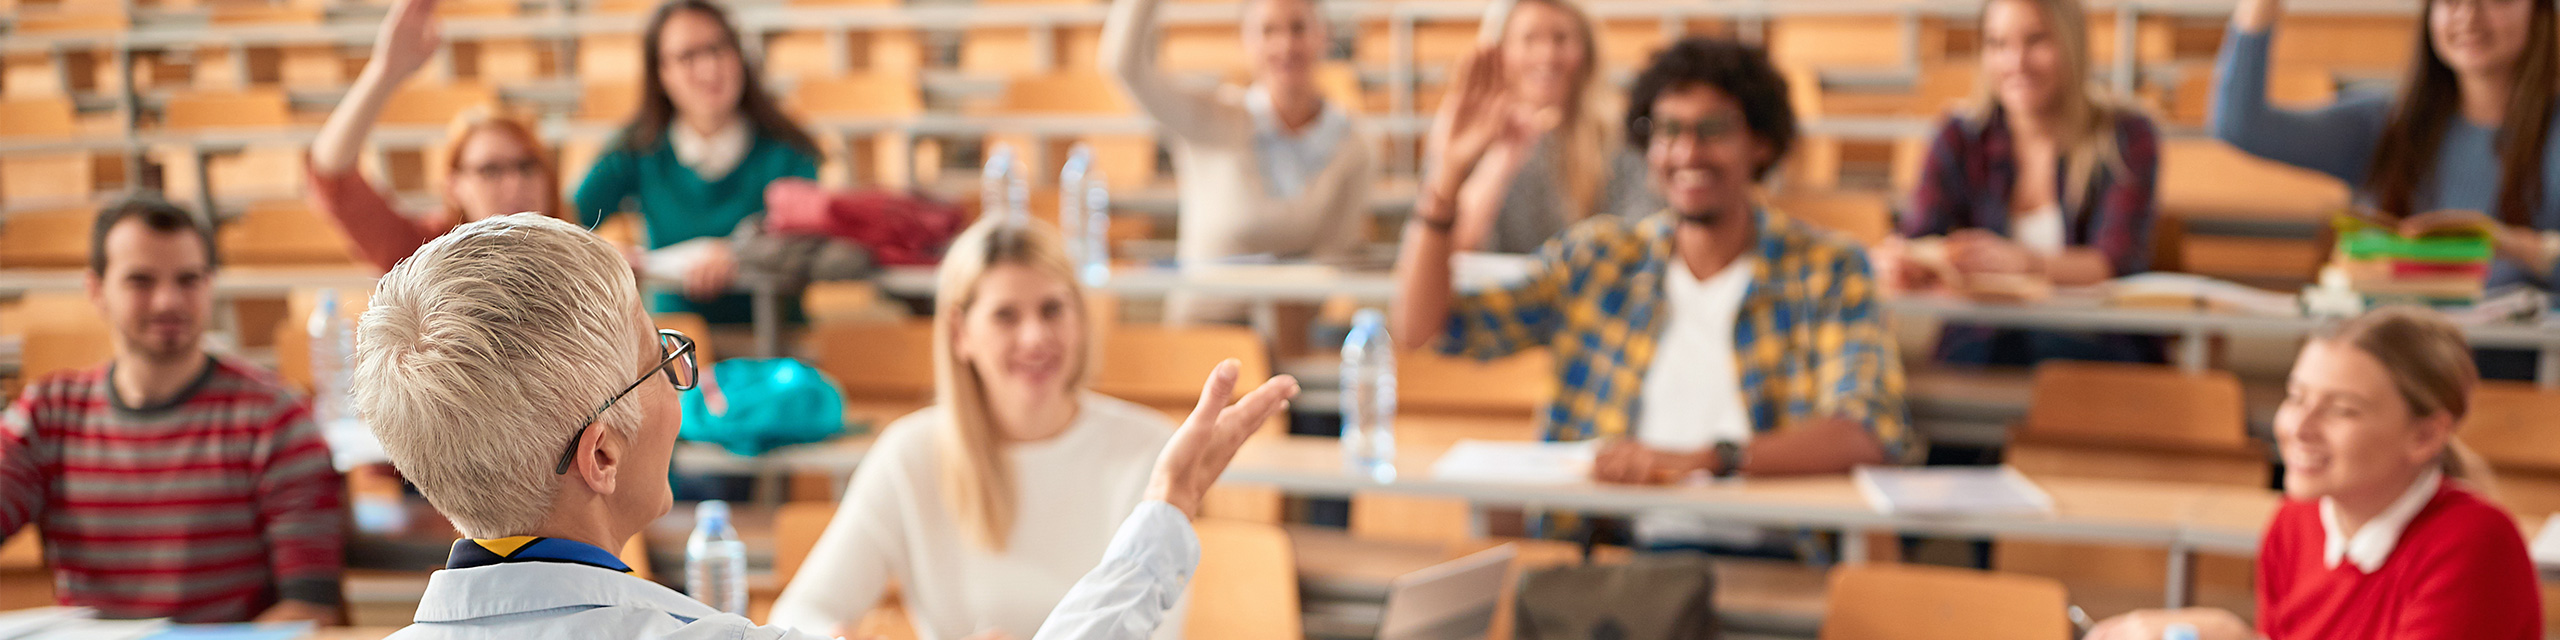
[1100, 0, 1229, 143]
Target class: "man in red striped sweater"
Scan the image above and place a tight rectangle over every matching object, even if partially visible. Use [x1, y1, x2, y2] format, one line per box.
[0, 196, 344, 623]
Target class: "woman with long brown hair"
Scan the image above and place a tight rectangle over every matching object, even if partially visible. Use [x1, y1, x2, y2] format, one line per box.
[2087, 306, 2539, 640]
[1889, 0, 2163, 365]
[769, 219, 1189, 640]
[1424, 0, 1657, 254]
[573, 0, 822, 323]
[308, 0, 565, 273]
[2214, 0, 2560, 304]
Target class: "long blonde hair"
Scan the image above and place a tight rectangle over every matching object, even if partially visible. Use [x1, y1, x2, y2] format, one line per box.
[1485, 0, 1619, 218]
[1969, 0, 2128, 214]
[2315, 306, 2497, 495]
[930, 218, 1097, 552]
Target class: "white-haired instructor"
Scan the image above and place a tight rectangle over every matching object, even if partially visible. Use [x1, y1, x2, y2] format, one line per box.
[354, 213, 1299, 639]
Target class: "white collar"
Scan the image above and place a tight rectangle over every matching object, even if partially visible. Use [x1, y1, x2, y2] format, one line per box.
[2318, 468, 2443, 573]
[414, 561, 719, 623]
[668, 120, 752, 181]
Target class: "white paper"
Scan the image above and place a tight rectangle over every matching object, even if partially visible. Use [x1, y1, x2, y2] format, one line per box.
[0, 607, 87, 640]
[1429, 440, 1598, 485]
[1452, 252, 1536, 292]
[319, 417, 389, 471]
[1854, 466, 2054, 516]
[2529, 514, 2560, 569]
[0, 608, 167, 640]
[643, 238, 723, 284]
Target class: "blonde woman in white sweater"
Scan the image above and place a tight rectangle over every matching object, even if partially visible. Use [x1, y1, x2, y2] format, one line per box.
[768, 219, 1187, 640]
[1101, 0, 1377, 324]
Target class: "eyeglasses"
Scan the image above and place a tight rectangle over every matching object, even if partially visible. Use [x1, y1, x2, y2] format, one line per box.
[554, 329, 699, 475]
[1638, 114, 1741, 146]
[661, 41, 737, 69]
[459, 159, 545, 182]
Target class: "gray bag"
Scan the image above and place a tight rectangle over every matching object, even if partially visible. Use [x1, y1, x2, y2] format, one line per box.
[1513, 555, 1720, 640]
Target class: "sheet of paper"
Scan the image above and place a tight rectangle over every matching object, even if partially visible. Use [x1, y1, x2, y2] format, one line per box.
[1452, 252, 1536, 292]
[1854, 466, 2055, 516]
[1430, 439, 1599, 485]
[142, 621, 316, 640]
[2529, 514, 2560, 569]
[0, 607, 89, 640]
[643, 237, 723, 284]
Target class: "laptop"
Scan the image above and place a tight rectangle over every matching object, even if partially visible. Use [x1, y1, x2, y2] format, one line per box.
[1375, 544, 1520, 640]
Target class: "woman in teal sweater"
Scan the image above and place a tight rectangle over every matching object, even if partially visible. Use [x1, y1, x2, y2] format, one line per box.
[577, 0, 823, 324]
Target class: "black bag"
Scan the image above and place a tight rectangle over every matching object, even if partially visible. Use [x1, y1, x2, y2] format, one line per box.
[1513, 555, 1720, 640]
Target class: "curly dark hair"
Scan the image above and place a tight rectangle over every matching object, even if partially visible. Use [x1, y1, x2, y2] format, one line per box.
[1623, 36, 1797, 179]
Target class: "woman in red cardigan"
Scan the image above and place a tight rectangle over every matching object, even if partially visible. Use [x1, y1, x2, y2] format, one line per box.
[306, 0, 566, 274]
[2089, 306, 2541, 640]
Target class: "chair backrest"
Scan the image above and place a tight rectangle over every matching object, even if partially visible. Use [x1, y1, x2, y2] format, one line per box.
[1819, 564, 2070, 640]
[9, 9, 127, 33]
[218, 202, 360, 266]
[1092, 324, 1268, 411]
[0, 99, 77, 137]
[787, 74, 925, 118]
[162, 90, 292, 130]
[19, 322, 114, 382]
[579, 81, 643, 124]
[1396, 348, 1554, 418]
[2018, 361, 2251, 454]
[772, 501, 836, 585]
[995, 73, 1132, 115]
[808, 320, 938, 403]
[378, 84, 500, 126]
[1187, 518, 1302, 640]
[2461, 382, 2560, 516]
[0, 207, 95, 269]
[1767, 189, 1894, 246]
[2462, 381, 2560, 473]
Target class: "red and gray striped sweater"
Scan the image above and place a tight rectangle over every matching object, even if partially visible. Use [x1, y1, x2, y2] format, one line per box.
[0, 356, 344, 622]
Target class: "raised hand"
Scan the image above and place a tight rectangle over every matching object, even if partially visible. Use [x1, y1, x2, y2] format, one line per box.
[1145, 360, 1300, 519]
[1426, 46, 1516, 199]
[371, 0, 445, 84]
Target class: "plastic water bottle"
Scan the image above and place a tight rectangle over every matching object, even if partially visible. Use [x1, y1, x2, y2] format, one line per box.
[1078, 167, 1111, 287]
[1341, 309, 1397, 483]
[307, 289, 353, 429]
[686, 500, 749, 616]
[2162, 623, 2200, 640]
[1059, 145, 1093, 265]
[983, 144, 1028, 224]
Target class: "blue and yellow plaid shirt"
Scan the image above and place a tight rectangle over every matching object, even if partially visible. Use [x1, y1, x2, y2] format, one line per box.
[1440, 207, 1914, 460]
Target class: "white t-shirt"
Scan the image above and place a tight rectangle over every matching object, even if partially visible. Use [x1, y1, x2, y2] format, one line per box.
[1632, 255, 1758, 545]
[2010, 203, 2068, 255]
[768, 393, 1186, 640]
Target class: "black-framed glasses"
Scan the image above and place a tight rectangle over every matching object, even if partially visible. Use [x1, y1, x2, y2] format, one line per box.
[1638, 114, 1741, 146]
[554, 329, 699, 475]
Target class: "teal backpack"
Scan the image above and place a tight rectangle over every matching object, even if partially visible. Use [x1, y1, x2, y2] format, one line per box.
[680, 358, 851, 456]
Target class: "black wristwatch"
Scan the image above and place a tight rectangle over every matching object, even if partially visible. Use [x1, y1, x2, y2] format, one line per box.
[1712, 441, 1744, 478]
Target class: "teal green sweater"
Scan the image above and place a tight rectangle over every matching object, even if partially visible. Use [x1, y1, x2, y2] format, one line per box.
[575, 130, 818, 324]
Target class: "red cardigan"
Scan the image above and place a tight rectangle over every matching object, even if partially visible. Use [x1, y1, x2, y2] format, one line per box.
[2256, 483, 2542, 640]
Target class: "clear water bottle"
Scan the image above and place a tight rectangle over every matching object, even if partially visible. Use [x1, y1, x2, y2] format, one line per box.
[307, 289, 353, 428]
[1059, 144, 1093, 265]
[1078, 167, 1111, 287]
[686, 500, 749, 616]
[983, 144, 1028, 224]
[1341, 308, 1397, 483]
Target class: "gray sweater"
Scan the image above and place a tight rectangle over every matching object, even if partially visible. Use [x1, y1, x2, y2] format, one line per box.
[2211, 26, 2560, 288]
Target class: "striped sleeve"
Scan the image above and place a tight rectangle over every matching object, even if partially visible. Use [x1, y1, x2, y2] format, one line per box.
[1812, 246, 1913, 462]
[0, 391, 48, 535]
[252, 402, 344, 607]
[1438, 229, 1575, 361]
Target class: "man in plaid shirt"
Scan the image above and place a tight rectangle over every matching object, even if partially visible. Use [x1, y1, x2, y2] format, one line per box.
[1395, 36, 1912, 515]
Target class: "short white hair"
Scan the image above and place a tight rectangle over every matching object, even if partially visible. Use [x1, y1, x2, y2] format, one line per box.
[353, 213, 644, 538]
